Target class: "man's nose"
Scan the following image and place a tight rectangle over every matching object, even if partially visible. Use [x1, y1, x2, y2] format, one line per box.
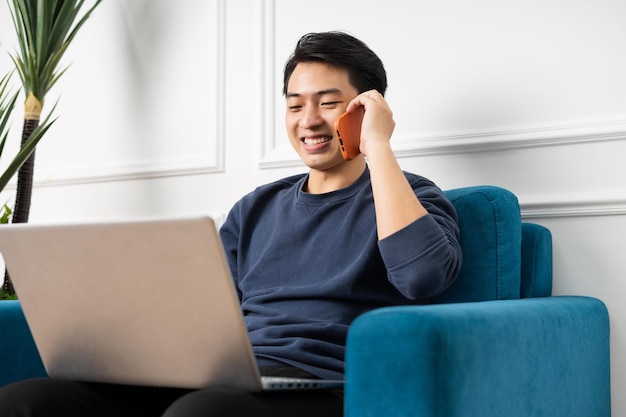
[299, 106, 323, 129]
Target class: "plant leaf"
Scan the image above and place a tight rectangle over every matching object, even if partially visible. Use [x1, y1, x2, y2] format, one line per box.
[9, 0, 103, 100]
[0, 101, 59, 193]
[0, 204, 13, 224]
[0, 72, 21, 162]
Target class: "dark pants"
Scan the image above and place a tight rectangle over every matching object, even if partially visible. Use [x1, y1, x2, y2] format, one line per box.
[0, 369, 343, 417]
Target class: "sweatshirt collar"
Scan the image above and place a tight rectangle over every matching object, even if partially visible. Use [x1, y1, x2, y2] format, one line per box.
[296, 166, 370, 205]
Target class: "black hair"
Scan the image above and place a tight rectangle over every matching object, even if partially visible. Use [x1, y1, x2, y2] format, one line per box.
[282, 31, 387, 96]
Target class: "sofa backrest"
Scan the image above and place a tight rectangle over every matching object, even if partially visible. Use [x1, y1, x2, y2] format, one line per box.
[520, 222, 553, 298]
[434, 186, 553, 304]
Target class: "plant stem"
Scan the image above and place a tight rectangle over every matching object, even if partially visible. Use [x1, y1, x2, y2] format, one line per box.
[12, 119, 39, 225]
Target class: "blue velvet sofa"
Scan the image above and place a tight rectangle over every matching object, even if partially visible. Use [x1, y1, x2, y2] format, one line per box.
[0, 299, 46, 385]
[345, 186, 611, 416]
[0, 186, 611, 416]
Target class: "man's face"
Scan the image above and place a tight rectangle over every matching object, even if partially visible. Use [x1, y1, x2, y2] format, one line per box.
[285, 62, 359, 171]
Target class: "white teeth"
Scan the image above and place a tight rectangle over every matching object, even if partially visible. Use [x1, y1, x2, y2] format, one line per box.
[304, 137, 331, 146]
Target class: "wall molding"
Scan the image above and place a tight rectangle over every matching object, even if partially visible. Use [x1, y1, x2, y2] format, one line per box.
[260, 114, 626, 168]
[26, 0, 226, 189]
[521, 192, 626, 219]
[392, 119, 626, 157]
[259, 0, 287, 169]
[257, 0, 626, 168]
[212, 0, 226, 173]
[28, 157, 223, 188]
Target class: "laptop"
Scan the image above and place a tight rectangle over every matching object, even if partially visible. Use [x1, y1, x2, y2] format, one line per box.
[0, 216, 343, 392]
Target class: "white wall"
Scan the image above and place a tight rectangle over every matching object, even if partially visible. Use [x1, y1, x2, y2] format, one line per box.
[1, 0, 626, 412]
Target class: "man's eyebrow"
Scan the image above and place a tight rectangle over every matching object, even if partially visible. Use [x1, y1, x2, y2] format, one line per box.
[285, 88, 343, 99]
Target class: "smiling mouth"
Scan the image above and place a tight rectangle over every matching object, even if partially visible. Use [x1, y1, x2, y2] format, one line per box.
[303, 136, 333, 146]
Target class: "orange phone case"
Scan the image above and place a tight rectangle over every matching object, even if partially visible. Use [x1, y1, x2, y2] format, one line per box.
[334, 107, 364, 160]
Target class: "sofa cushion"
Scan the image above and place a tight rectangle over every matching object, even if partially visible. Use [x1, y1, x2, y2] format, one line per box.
[434, 186, 522, 303]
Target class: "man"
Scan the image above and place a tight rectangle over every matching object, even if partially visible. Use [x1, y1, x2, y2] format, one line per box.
[0, 31, 461, 417]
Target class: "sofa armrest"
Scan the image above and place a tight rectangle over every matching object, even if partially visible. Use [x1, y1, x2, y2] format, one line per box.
[345, 296, 610, 417]
[0, 300, 47, 386]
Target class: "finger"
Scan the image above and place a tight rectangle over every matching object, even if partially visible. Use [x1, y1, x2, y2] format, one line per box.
[346, 96, 364, 113]
[347, 90, 386, 112]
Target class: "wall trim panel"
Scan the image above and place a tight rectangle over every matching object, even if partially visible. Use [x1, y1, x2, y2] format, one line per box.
[521, 192, 626, 219]
[260, 114, 626, 168]
[28, 0, 227, 188]
[260, 0, 279, 168]
[393, 119, 626, 157]
[257, 1, 626, 168]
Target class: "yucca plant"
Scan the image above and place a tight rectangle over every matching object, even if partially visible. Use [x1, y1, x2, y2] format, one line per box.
[9, 0, 102, 224]
[0, 71, 56, 299]
[0, 71, 21, 228]
[1, 0, 102, 297]
[0, 71, 57, 194]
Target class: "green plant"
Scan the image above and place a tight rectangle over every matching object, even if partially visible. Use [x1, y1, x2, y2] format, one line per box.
[0, 72, 19, 168]
[9, 0, 102, 224]
[0, 70, 56, 300]
[1, 0, 102, 297]
[0, 71, 57, 194]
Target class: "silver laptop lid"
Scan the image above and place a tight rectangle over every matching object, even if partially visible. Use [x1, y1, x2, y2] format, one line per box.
[0, 216, 263, 391]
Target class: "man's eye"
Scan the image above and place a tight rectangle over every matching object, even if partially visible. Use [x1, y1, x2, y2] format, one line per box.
[321, 101, 340, 107]
[287, 105, 302, 111]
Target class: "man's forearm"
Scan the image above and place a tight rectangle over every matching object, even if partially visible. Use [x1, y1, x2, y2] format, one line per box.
[367, 142, 428, 240]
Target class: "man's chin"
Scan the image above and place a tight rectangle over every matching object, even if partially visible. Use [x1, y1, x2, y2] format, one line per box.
[301, 153, 345, 171]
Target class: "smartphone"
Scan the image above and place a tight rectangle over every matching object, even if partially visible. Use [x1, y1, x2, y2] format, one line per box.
[334, 106, 364, 160]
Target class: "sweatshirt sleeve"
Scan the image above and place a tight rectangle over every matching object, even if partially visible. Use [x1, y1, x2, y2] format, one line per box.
[377, 178, 462, 300]
[218, 203, 241, 297]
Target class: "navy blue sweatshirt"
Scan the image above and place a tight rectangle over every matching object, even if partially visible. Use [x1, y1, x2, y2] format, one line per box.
[219, 167, 461, 380]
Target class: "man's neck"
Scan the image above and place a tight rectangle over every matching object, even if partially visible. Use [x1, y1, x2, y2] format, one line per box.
[305, 157, 367, 194]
